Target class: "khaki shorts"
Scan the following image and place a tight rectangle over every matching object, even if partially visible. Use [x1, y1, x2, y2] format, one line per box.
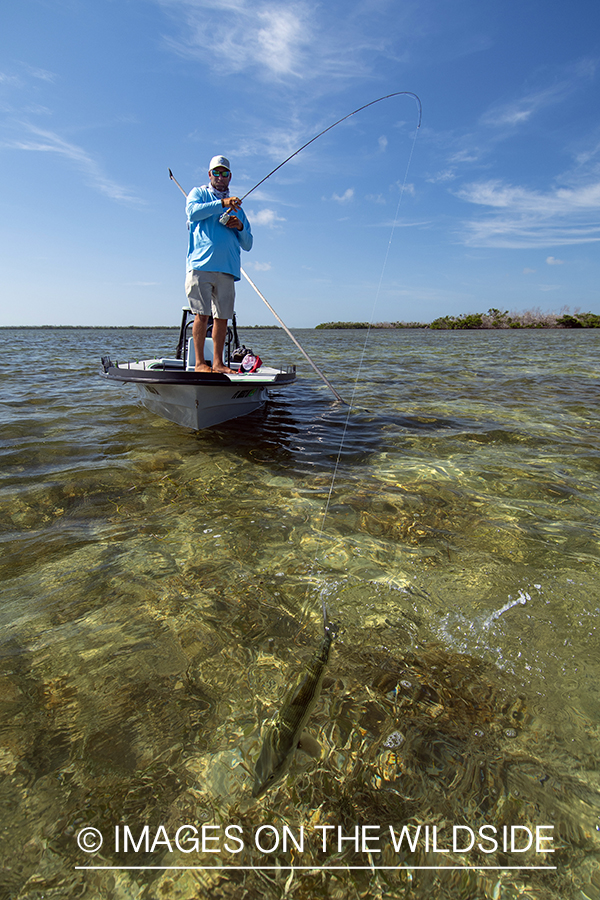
[185, 270, 235, 319]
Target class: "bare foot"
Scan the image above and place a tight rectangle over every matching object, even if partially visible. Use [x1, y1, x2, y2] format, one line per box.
[195, 362, 212, 373]
[211, 365, 236, 374]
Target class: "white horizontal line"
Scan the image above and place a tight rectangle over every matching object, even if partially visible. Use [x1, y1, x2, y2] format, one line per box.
[76, 865, 557, 871]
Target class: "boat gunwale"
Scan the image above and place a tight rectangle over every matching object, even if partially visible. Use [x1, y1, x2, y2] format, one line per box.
[100, 362, 297, 387]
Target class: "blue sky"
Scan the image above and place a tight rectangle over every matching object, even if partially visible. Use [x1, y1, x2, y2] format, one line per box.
[1, 0, 599, 327]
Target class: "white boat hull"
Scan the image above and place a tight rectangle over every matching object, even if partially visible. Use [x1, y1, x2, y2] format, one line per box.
[135, 379, 270, 429]
[101, 356, 296, 430]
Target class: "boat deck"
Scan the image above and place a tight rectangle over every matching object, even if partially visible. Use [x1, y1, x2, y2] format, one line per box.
[101, 356, 296, 386]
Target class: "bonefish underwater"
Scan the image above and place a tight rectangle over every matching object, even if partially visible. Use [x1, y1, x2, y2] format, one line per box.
[252, 616, 336, 798]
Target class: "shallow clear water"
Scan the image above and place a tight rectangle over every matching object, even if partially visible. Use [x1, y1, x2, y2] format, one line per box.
[1, 326, 599, 899]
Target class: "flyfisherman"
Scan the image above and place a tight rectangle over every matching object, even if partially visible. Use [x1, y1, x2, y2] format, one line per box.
[185, 155, 253, 373]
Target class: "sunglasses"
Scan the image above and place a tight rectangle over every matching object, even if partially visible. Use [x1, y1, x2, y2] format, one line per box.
[211, 169, 231, 178]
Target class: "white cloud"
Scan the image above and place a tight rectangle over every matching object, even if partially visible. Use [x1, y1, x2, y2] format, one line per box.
[456, 178, 600, 248]
[460, 180, 600, 211]
[156, 0, 385, 83]
[369, 218, 432, 229]
[23, 104, 53, 116]
[480, 61, 596, 130]
[427, 169, 458, 184]
[433, 62, 597, 188]
[546, 256, 564, 265]
[234, 121, 310, 165]
[481, 88, 557, 129]
[330, 188, 354, 203]
[523, 268, 536, 274]
[22, 64, 57, 83]
[426, 147, 485, 185]
[575, 140, 600, 167]
[257, 7, 308, 76]
[250, 261, 272, 271]
[250, 208, 285, 226]
[0, 72, 21, 86]
[159, 0, 316, 80]
[450, 149, 481, 164]
[378, 135, 388, 152]
[0, 64, 55, 89]
[2, 123, 141, 204]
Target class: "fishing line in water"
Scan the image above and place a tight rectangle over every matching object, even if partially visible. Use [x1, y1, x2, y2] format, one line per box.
[304, 94, 423, 628]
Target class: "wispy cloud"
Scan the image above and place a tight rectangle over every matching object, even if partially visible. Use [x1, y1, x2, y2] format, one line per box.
[574, 140, 600, 168]
[21, 64, 57, 83]
[369, 218, 432, 229]
[249, 261, 272, 271]
[0, 63, 57, 102]
[159, 0, 316, 80]
[233, 120, 311, 165]
[546, 255, 564, 265]
[429, 60, 597, 186]
[481, 85, 568, 129]
[425, 139, 491, 185]
[456, 178, 600, 248]
[481, 59, 596, 129]
[0, 71, 21, 87]
[156, 0, 382, 83]
[2, 123, 142, 204]
[445, 60, 600, 248]
[0, 64, 56, 89]
[427, 168, 458, 184]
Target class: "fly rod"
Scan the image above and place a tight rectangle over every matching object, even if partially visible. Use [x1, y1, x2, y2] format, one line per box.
[238, 90, 421, 202]
[168, 169, 346, 404]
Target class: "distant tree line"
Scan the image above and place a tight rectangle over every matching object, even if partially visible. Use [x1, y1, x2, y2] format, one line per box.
[316, 308, 600, 330]
[316, 320, 426, 329]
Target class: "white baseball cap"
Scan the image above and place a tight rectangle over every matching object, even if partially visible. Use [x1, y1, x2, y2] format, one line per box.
[208, 155, 230, 171]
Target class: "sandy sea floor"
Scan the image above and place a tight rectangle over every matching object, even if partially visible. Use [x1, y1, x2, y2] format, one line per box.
[1, 326, 599, 899]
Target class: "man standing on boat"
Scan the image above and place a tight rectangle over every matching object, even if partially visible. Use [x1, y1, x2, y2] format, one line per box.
[185, 156, 253, 373]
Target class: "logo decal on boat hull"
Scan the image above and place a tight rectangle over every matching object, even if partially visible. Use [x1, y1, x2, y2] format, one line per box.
[233, 388, 258, 399]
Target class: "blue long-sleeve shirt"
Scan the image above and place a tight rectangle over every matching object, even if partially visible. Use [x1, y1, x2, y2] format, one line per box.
[186, 186, 253, 280]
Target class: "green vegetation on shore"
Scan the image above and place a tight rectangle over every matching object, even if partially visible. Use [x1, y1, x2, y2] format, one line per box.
[316, 320, 425, 330]
[317, 308, 600, 330]
[5, 309, 599, 331]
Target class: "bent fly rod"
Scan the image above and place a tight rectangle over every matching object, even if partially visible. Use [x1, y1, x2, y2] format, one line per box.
[169, 89, 422, 403]
[237, 90, 421, 202]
